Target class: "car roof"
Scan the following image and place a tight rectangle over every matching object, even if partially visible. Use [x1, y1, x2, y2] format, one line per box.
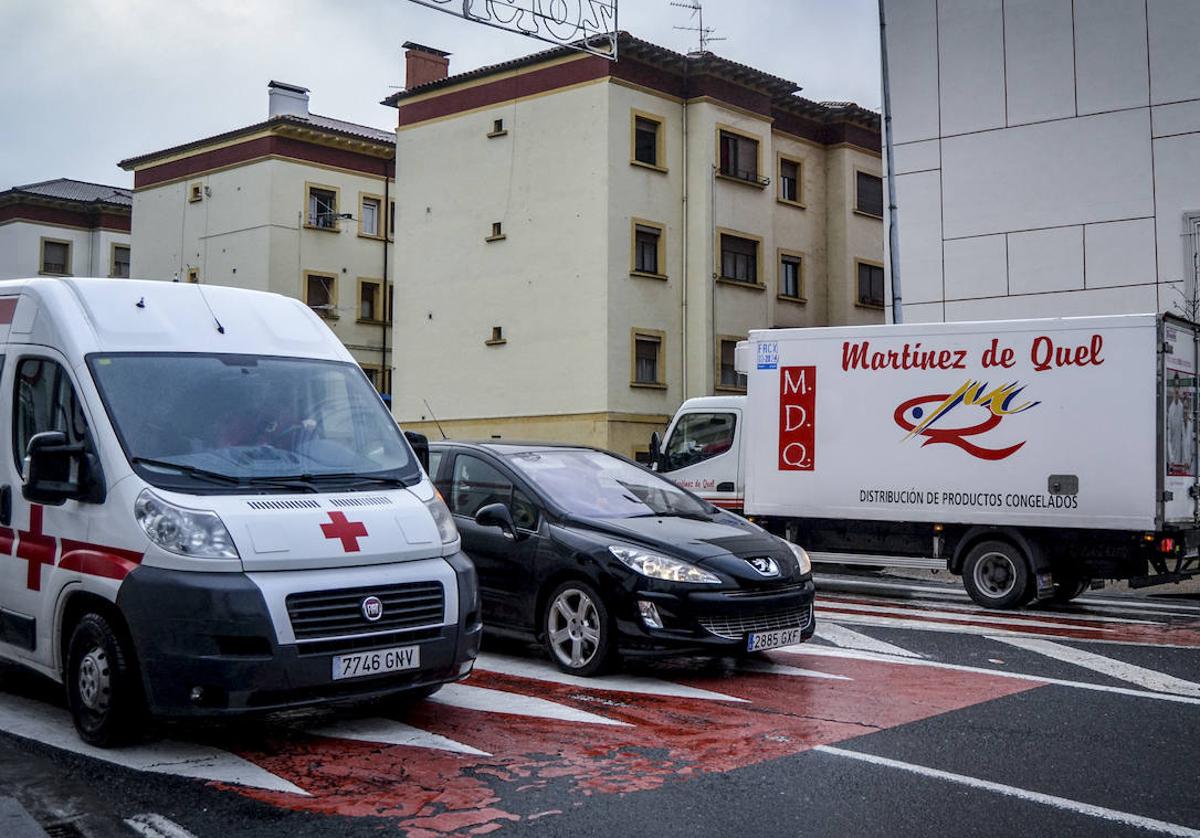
[427, 440, 603, 456]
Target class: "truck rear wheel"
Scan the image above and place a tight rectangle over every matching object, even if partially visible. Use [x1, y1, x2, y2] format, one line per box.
[962, 541, 1032, 610]
[66, 612, 142, 748]
[1049, 574, 1091, 604]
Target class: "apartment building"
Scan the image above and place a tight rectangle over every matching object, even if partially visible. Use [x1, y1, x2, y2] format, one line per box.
[387, 35, 883, 457]
[882, 0, 1200, 322]
[118, 82, 397, 394]
[0, 179, 131, 280]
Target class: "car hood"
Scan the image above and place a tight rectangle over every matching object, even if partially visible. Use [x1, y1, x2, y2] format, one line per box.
[568, 514, 791, 565]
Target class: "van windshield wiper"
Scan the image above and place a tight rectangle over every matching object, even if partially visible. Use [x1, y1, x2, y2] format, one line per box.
[247, 472, 411, 490]
[129, 457, 242, 486]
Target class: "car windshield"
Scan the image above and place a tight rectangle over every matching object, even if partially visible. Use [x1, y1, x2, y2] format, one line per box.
[506, 449, 710, 519]
[88, 353, 419, 491]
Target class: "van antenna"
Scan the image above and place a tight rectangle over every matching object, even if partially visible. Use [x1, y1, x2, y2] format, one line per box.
[194, 283, 226, 334]
[423, 399, 448, 439]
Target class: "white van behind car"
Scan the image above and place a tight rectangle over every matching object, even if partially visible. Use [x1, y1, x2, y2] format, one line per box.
[0, 278, 480, 746]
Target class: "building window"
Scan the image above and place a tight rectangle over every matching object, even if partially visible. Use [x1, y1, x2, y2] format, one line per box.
[631, 330, 665, 388]
[487, 221, 505, 242]
[717, 338, 746, 391]
[360, 195, 382, 238]
[188, 182, 204, 203]
[632, 220, 665, 277]
[779, 252, 803, 300]
[39, 238, 71, 276]
[779, 157, 801, 204]
[186, 267, 200, 283]
[110, 244, 131, 278]
[631, 111, 664, 170]
[305, 272, 337, 317]
[486, 325, 506, 346]
[359, 279, 382, 321]
[856, 172, 884, 218]
[718, 129, 759, 182]
[306, 185, 338, 229]
[858, 261, 885, 308]
[360, 365, 392, 395]
[720, 233, 759, 284]
[488, 118, 506, 137]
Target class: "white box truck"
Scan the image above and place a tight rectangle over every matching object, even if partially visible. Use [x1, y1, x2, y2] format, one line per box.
[0, 278, 480, 746]
[653, 314, 1200, 609]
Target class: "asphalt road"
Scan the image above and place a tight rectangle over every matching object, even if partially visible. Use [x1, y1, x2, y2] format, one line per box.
[2, 571, 1198, 838]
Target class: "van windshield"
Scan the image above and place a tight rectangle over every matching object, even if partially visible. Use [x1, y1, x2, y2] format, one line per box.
[88, 353, 420, 492]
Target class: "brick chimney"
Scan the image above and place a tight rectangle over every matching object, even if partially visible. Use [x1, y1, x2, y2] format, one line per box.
[403, 42, 450, 89]
[268, 80, 310, 119]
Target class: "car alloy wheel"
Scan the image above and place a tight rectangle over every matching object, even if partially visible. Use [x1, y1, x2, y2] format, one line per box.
[543, 581, 613, 676]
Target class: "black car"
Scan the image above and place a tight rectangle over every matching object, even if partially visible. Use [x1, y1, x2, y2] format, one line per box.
[427, 442, 815, 675]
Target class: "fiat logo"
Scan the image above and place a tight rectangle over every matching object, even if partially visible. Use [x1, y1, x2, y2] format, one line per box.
[361, 596, 384, 622]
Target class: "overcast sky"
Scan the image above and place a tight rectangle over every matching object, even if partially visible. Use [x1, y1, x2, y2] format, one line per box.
[0, 0, 880, 191]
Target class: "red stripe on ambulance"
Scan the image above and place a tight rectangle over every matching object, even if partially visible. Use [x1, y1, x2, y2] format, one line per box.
[3, 504, 144, 589]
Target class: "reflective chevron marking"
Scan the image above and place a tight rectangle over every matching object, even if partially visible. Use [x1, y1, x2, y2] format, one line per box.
[310, 717, 491, 755]
[990, 635, 1200, 697]
[0, 693, 309, 795]
[814, 621, 924, 658]
[430, 683, 632, 725]
[474, 652, 749, 702]
[739, 660, 853, 680]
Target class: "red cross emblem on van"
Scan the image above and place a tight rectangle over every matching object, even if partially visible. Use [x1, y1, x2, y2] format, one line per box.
[320, 512, 368, 552]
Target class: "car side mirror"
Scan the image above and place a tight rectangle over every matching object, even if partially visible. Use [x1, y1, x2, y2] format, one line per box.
[649, 430, 663, 472]
[475, 502, 523, 541]
[23, 431, 104, 505]
[404, 430, 430, 474]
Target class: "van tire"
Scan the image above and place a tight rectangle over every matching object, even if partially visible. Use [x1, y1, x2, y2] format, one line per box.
[962, 540, 1032, 610]
[66, 613, 142, 748]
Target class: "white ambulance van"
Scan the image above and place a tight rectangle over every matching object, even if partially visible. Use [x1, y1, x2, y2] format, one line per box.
[0, 278, 480, 746]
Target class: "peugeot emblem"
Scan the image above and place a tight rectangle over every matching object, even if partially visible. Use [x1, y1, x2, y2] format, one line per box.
[361, 595, 384, 622]
[747, 557, 780, 577]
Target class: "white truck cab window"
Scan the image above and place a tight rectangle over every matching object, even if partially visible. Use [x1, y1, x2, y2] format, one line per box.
[13, 358, 89, 478]
[664, 412, 737, 471]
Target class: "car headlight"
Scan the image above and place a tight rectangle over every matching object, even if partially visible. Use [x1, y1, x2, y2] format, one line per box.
[787, 541, 812, 575]
[134, 489, 239, 559]
[424, 489, 459, 544]
[609, 546, 721, 584]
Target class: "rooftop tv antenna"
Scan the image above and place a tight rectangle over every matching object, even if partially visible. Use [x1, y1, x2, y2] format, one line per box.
[670, 0, 725, 54]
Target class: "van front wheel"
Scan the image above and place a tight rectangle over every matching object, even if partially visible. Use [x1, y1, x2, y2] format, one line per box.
[66, 613, 142, 747]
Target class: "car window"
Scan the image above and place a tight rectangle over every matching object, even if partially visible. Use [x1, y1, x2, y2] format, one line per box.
[450, 454, 513, 518]
[427, 449, 444, 480]
[512, 488, 538, 530]
[664, 412, 737, 471]
[13, 358, 89, 478]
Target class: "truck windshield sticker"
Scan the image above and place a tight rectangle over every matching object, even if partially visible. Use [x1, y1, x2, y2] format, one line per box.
[757, 341, 778, 370]
[893, 379, 1040, 461]
[778, 366, 815, 471]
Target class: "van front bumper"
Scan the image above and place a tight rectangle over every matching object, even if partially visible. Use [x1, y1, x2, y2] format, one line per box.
[116, 554, 481, 717]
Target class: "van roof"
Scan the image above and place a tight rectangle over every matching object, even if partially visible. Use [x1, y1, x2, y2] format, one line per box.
[0, 278, 350, 362]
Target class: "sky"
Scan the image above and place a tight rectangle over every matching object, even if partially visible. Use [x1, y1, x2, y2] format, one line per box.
[0, 0, 880, 191]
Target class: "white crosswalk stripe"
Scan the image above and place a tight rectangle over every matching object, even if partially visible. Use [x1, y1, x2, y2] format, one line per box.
[814, 621, 924, 658]
[821, 598, 1159, 627]
[431, 683, 631, 725]
[124, 813, 201, 838]
[310, 717, 491, 756]
[989, 636, 1200, 697]
[740, 660, 852, 680]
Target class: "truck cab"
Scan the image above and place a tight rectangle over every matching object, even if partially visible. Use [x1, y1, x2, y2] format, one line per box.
[654, 396, 746, 513]
[0, 278, 480, 745]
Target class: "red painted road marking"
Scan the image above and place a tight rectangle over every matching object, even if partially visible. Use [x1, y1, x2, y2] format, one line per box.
[216, 652, 1037, 834]
[17, 505, 56, 591]
[320, 511, 368, 553]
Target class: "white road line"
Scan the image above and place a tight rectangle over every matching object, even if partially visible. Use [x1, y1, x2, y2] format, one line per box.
[309, 718, 489, 756]
[474, 653, 748, 702]
[0, 694, 308, 796]
[814, 621, 924, 658]
[813, 611, 1200, 649]
[820, 597, 1159, 627]
[739, 660, 852, 680]
[430, 683, 632, 726]
[989, 636, 1200, 697]
[124, 813, 200, 838]
[814, 746, 1200, 837]
[778, 645, 1200, 706]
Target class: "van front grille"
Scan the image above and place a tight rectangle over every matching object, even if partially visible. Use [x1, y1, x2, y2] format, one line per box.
[286, 582, 445, 641]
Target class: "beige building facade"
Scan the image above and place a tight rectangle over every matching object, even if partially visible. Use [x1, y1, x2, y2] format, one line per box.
[387, 36, 883, 458]
[119, 82, 398, 394]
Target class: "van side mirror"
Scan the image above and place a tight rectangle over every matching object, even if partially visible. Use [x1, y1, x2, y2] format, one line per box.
[649, 431, 663, 472]
[23, 431, 105, 505]
[405, 430, 430, 474]
[475, 502, 521, 541]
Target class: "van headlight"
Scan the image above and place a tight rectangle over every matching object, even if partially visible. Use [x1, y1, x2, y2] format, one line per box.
[134, 489, 239, 559]
[787, 542, 812, 575]
[424, 490, 459, 544]
[609, 546, 721, 584]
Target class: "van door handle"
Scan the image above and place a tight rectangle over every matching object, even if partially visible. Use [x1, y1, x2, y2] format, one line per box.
[0, 486, 10, 527]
